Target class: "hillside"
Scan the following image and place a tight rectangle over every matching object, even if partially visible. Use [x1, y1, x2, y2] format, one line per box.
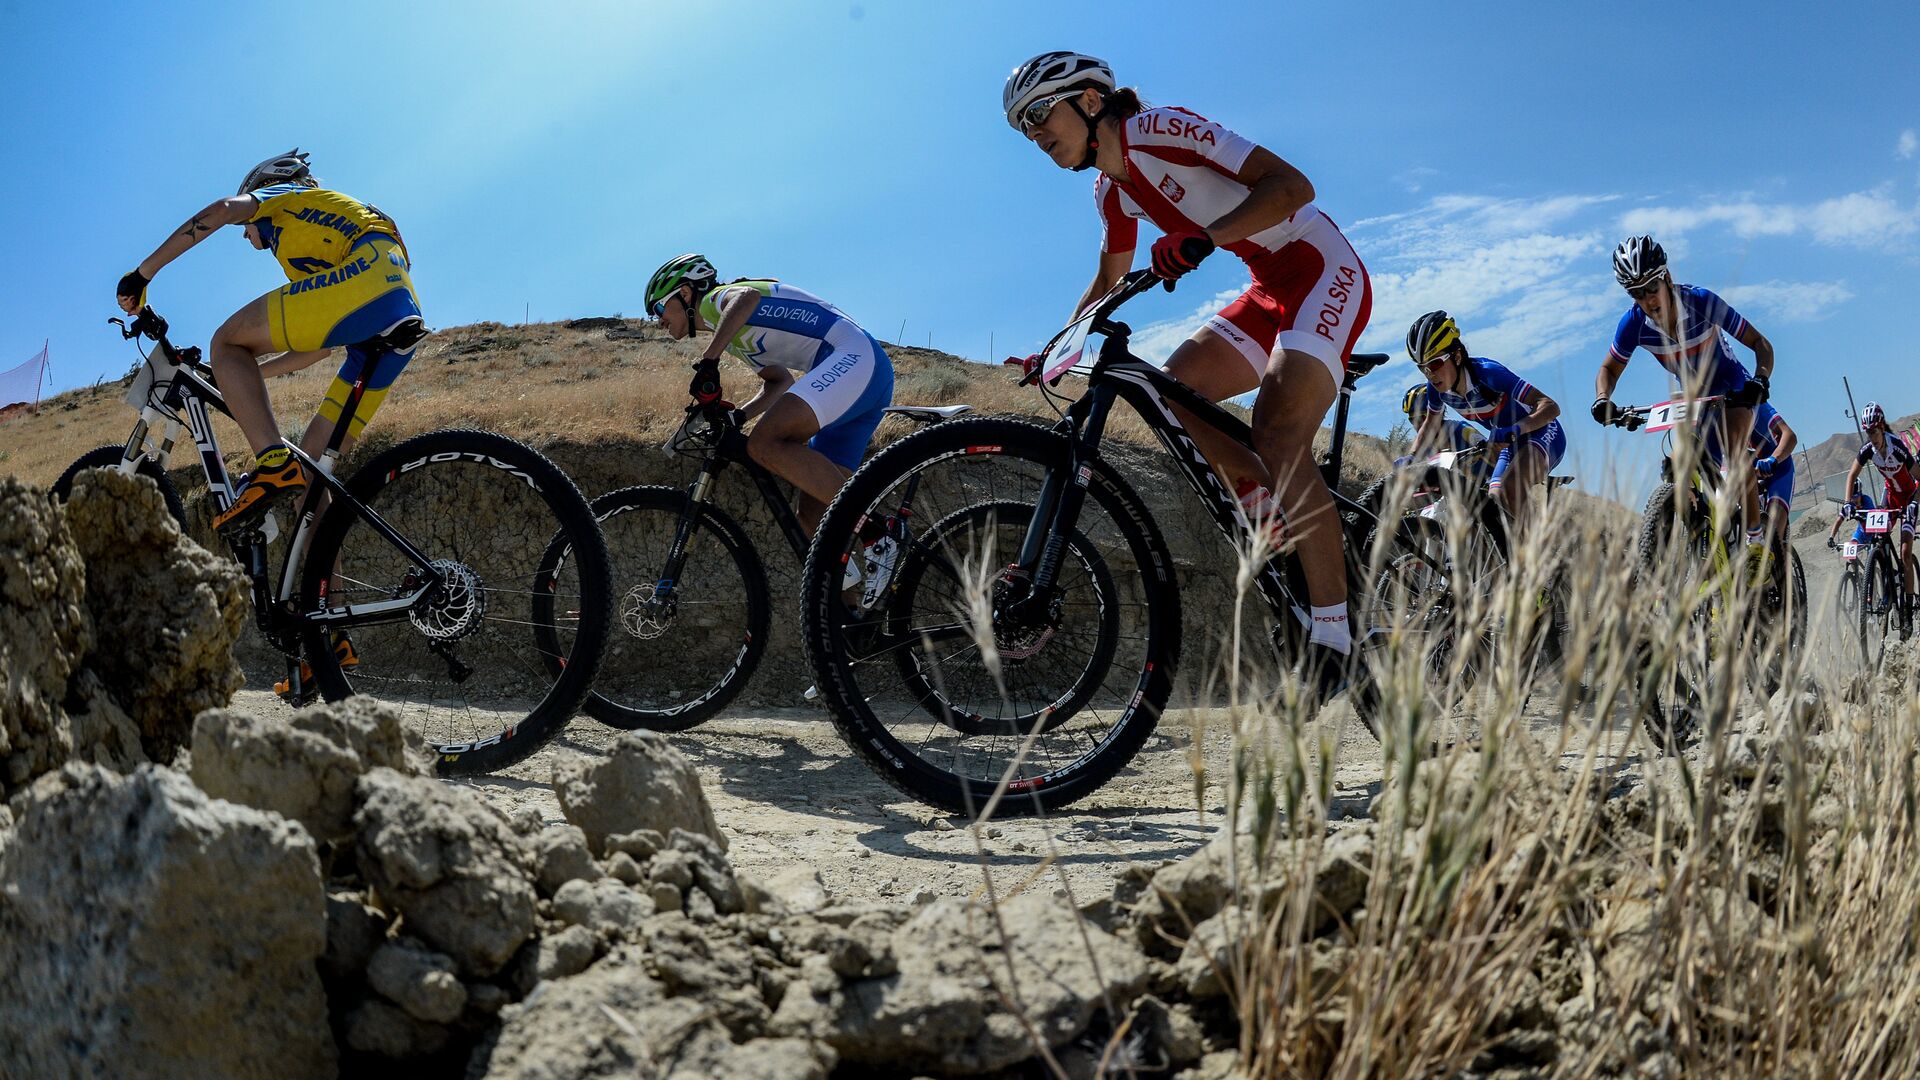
[0, 316, 1400, 494]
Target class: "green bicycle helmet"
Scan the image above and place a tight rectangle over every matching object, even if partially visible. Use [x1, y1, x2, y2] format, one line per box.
[646, 253, 718, 314]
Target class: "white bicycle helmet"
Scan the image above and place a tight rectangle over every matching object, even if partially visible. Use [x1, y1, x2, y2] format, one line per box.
[1003, 51, 1114, 131]
[238, 148, 312, 195]
[1863, 401, 1886, 428]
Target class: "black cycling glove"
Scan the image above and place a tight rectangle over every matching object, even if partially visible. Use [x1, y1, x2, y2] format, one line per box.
[117, 269, 150, 309]
[1590, 398, 1624, 426]
[688, 359, 722, 405]
[1730, 373, 1770, 407]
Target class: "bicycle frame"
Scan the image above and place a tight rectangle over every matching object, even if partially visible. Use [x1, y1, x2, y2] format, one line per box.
[649, 415, 813, 602]
[105, 309, 444, 651]
[1009, 272, 1393, 645]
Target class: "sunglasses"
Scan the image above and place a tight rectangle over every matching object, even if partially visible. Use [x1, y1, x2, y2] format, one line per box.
[1625, 274, 1669, 300]
[1019, 91, 1080, 133]
[650, 292, 681, 319]
[1418, 355, 1452, 374]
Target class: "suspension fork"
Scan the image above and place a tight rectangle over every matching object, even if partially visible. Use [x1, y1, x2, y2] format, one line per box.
[1014, 386, 1116, 595]
[653, 454, 730, 599]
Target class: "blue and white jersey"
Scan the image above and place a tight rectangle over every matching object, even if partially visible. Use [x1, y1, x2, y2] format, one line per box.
[697, 279, 870, 374]
[1609, 284, 1752, 396]
[1425, 356, 1535, 432]
[1748, 402, 1789, 457]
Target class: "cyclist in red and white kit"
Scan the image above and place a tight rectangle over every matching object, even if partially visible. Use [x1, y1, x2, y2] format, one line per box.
[1844, 401, 1918, 620]
[1004, 52, 1374, 691]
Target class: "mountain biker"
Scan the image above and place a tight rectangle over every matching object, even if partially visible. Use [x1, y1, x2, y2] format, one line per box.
[1397, 383, 1485, 458]
[1404, 311, 1564, 525]
[1746, 401, 1797, 550]
[115, 150, 422, 536]
[1842, 401, 1917, 613]
[1591, 234, 1776, 551]
[646, 254, 895, 541]
[1827, 486, 1875, 548]
[1004, 51, 1373, 689]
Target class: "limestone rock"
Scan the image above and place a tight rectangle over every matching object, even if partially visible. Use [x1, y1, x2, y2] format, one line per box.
[536, 924, 601, 981]
[529, 823, 603, 896]
[353, 767, 536, 976]
[324, 891, 390, 981]
[552, 733, 727, 854]
[367, 937, 468, 1024]
[0, 764, 333, 1077]
[478, 944, 835, 1080]
[63, 470, 247, 761]
[345, 996, 451, 1059]
[551, 876, 657, 935]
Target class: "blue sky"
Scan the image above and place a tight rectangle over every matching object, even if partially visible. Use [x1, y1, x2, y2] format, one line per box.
[3, 0, 1916, 497]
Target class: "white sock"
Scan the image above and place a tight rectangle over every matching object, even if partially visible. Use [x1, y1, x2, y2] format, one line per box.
[1310, 603, 1351, 654]
[1746, 528, 1764, 548]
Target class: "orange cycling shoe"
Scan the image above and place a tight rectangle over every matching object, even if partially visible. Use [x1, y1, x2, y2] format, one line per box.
[214, 443, 308, 533]
[275, 633, 358, 705]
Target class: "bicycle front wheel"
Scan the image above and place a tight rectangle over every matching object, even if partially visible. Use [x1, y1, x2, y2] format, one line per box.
[301, 429, 611, 775]
[577, 485, 770, 732]
[801, 418, 1177, 818]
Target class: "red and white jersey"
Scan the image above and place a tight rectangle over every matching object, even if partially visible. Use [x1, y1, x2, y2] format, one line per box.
[1095, 106, 1323, 270]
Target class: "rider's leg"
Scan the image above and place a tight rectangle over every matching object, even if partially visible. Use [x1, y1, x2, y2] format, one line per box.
[1495, 442, 1549, 538]
[747, 395, 847, 536]
[1250, 348, 1343, 635]
[1163, 328, 1266, 490]
[210, 294, 282, 456]
[1723, 403, 1761, 544]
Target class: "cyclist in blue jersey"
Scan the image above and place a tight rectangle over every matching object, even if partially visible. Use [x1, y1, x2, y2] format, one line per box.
[1398, 383, 1485, 456]
[645, 253, 895, 537]
[1591, 235, 1778, 549]
[1747, 401, 1798, 550]
[1404, 311, 1564, 524]
[1828, 486, 1875, 548]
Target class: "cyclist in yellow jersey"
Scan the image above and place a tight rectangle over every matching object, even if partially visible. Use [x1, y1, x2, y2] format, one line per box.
[115, 149, 424, 534]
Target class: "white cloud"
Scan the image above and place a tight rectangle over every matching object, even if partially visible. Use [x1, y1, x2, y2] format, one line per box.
[1899, 129, 1918, 160]
[1717, 280, 1856, 322]
[1128, 285, 1245, 364]
[1618, 186, 1919, 248]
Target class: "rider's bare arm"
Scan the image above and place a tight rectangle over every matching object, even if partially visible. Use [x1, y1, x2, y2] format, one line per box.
[1595, 354, 1627, 400]
[257, 349, 335, 378]
[1513, 384, 1560, 436]
[738, 365, 793, 421]
[1202, 148, 1314, 246]
[1844, 459, 1864, 504]
[697, 287, 761, 363]
[1735, 322, 1774, 380]
[1408, 410, 1442, 459]
[136, 195, 258, 279]
[1768, 416, 1797, 460]
[1074, 249, 1133, 318]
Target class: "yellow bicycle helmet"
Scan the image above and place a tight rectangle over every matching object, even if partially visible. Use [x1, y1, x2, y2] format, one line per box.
[1406, 310, 1463, 364]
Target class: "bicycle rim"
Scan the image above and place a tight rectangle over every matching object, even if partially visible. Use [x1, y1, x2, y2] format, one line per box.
[304, 429, 610, 774]
[578, 486, 770, 731]
[802, 418, 1177, 817]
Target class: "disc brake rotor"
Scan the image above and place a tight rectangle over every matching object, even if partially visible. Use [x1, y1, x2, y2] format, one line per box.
[408, 559, 487, 642]
[621, 582, 674, 640]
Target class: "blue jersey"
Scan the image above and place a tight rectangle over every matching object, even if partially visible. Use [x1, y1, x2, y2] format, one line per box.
[1609, 284, 1752, 397]
[1425, 356, 1535, 432]
[1748, 402, 1788, 457]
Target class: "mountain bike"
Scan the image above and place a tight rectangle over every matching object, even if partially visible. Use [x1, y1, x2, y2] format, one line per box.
[1358, 442, 1579, 706]
[50, 306, 611, 775]
[1604, 396, 1806, 750]
[1844, 503, 1914, 666]
[1831, 533, 1863, 618]
[797, 266, 1445, 816]
[576, 399, 971, 730]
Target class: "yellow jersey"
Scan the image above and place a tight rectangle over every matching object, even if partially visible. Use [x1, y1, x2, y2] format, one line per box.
[247, 184, 406, 280]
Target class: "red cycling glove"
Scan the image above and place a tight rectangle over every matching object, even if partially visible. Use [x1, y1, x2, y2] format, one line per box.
[1150, 231, 1215, 282]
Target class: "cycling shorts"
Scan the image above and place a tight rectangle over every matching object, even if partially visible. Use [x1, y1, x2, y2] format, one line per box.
[1882, 485, 1919, 537]
[788, 329, 894, 471]
[1202, 212, 1372, 387]
[1759, 458, 1794, 511]
[1488, 420, 1566, 493]
[263, 235, 423, 439]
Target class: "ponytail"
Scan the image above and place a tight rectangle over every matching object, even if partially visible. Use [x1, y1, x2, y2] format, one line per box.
[1097, 86, 1146, 121]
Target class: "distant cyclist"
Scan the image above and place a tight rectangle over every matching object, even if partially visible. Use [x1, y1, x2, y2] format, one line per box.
[1591, 234, 1777, 551]
[115, 149, 422, 535]
[1404, 311, 1563, 525]
[1827, 486, 1875, 548]
[1842, 402, 1917, 612]
[1003, 51, 1373, 689]
[646, 254, 894, 539]
[1746, 401, 1798, 550]
[1396, 382, 1485, 459]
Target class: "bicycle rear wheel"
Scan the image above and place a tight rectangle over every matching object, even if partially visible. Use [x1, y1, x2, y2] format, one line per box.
[801, 418, 1177, 818]
[1856, 545, 1893, 669]
[573, 486, 770, 732]
[301, 429, 611, 775]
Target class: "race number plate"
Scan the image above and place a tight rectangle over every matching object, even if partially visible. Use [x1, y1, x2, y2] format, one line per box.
[1644, 397, 1718, 434]
[1842, 541, 1860, 559]
[1865, 510, 1892, 534]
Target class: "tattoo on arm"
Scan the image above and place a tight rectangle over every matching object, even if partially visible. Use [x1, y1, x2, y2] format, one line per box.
[176, 213, 214, 241]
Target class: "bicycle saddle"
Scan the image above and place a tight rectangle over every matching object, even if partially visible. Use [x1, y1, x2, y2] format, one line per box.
[356, 316, 431, 356]
[1347, 352, 1391, 378]
[884, 404, 973, 422]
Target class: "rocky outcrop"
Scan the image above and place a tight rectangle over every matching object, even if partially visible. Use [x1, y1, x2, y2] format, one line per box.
[0, 764, 334, 1078]
[61, 469, 247, 760]
[552, 732, 727, 853]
